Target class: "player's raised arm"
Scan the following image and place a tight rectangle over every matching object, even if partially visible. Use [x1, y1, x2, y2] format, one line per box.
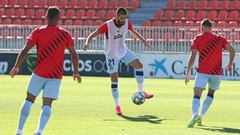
[9, 45, 33, 78]
[83, 30, 100, 51]
[225, 43, 235, 71]
[67, 46, 81, 83]
[185, 49, 197, 85]
[129, 29, 152, 49]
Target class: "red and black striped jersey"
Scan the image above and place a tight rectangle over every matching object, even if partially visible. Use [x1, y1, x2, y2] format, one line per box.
[26, 25, 74, 79]
[191, 32, 228, 75]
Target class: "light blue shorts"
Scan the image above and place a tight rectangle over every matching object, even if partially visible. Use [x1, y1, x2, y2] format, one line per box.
[27, 73, 62, 100]
[194, 73, 222, 91]
[106, 49, 138, 74]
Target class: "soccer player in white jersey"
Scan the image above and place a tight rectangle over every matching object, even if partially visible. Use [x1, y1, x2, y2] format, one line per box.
[83, 8, 153, 115]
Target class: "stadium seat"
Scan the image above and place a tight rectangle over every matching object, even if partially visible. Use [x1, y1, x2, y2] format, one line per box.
[35, 9, 45, 19]
[88, 0, 98, 9]
[35, 0, 48, 8]
[58, 0, 68, 8]
[216, 11, 228, 21]
[28, 0, 36, 8]
[185, 21, 194, 27]
[207, 11, 217, 20]
[25, 9, 35, 19]
[108, 0, 118, 9]
[83, 20, 93, 26]
[2, 19, 12, 24]
[106, 10, 115, 19]
[5, 9, 15, 18]
[227, 10, 239, 21]
[141, 21, 151, 26]
[12, 19, 22, 25]
[161, 10, 174, 20]
[118, 0, 128, 7]
[206, 0, 218, 10]
[173, 21, 183, 27]
[196, 0, 207, 10]
[78, 0, 87, 8]
[96, 10, 106, 19]
[0, 0, 7, 8]
[194, 11, 206, 21]
[98, 0, 108, 9]
[185, 0, 196, 10]
[73, 20, 83, 26]
[151, 10, 162, 20]
[175, 10, 184, 20]
[175, 0, 185, 10]
[22, 19, 32, 25]
[76, 10, 85, 18]
[84, 10, 96, 19]
[6, 0, 17, 8]
[218, 0, 228, 10]
[63, 20, 73, 25]
[128, 0, 140, 9]
[227, 21, 238, 27]
[93, 20, 103, 26]
[228, 0, 239, 10]
[17, 0, 28, 8]
[151, 21, 161, 26]
[216, 21, 226, 27]
[65, 10, 75, 19]
[164, 0, 175, 10]
[33, 20, 43, 25]
[162, 21, 172, 26]
[183, 10, 195, 21]
[0, 9, 4, 17]
[48, 0, 57, 6]
[15, 9, 25, 19]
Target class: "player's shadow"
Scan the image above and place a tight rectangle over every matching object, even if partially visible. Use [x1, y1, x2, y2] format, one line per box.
[119, 115, 166, 124]
[197, 125, 240, 134]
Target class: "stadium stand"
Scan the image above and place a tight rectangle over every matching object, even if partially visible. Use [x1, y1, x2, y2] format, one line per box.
[146, 0, 240, 27]
[0, 0, 140, 26]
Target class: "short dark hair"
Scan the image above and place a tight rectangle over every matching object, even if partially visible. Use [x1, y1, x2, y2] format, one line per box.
[116, 7, 128, 16]
[201, 19, 212, 28]
[46, 6, 60, 20]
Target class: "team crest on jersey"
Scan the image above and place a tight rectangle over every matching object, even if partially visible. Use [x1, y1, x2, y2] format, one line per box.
[114, 34, 123, 39]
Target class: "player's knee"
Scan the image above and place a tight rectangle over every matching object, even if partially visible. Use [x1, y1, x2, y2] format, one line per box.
[26, 92, 36, 103]
[193, 95, 200, 100]
[136, 61, 143, 69]
[42, 98, 53, 107]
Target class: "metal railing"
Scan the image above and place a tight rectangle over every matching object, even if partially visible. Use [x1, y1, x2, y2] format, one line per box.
[0, 25, 239, 53]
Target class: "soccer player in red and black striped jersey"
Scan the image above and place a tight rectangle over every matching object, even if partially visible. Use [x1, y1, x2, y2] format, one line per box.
[185, 19, 235, 128]
[9, 7, 81, 135]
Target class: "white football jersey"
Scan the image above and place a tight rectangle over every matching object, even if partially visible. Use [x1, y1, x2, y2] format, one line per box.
[104, 18, 128, 59]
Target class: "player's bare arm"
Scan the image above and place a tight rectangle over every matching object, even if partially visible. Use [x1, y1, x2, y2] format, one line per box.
[129, 29, 152, 49]
[9, 45, 33, 78]
[185, 49, 197, 85]
[83, 30, 100, 51]
[67, 46, 81, 83]
[225, 43, 235, 71]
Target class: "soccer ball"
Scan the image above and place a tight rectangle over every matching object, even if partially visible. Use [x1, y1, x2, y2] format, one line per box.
[132, 92, 145, 105]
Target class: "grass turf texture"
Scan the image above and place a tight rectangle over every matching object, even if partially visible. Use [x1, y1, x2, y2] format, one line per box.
[0, 75, 239, 135]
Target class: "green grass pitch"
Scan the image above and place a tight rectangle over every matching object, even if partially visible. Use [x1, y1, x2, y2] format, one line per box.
[0, 75, 239, 135]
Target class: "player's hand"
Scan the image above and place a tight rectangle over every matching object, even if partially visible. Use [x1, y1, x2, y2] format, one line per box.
[73, 73, 81, 83]
[83, 44, 89, 51]
[185, 73, 190, 85]
[9, 66, 19, 78]
[225, 63, 233, 71]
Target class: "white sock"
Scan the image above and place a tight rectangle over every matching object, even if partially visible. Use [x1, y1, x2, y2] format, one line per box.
[111, 82, 119, 106]
[200, 96, 213, 118]
[192, 96, 200, 118]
